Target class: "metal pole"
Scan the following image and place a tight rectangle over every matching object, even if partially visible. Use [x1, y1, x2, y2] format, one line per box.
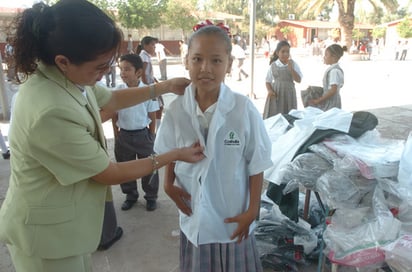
[249, 0, 256, 99]
[0, 54, 9, 121]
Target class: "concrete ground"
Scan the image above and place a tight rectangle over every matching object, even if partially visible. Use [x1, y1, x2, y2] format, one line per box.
[1, 49, 411, 272]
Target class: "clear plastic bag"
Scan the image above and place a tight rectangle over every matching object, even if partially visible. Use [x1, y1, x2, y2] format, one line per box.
[323, 131, 404, 179]
[323, 184, 402, 267]
[398, 132, 412, 187]
[278, 153, 332, 191]
[382, 234, 412, 272]
[316, 169, 362, 208]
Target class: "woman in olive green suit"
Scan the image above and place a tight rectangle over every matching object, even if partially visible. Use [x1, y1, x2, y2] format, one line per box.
[0, 1, 204, 271]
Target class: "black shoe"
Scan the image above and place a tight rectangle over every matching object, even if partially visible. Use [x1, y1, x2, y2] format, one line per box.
[121, 200, 136, 211]
[146, 200, 157, 211]
[2, 150, 10, 160]
[97, 227, 123, 251]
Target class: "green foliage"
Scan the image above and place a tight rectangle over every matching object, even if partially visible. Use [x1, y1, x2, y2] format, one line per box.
[116, 0, 165, 29]
[88, 0, 118, 19]
[206, 0, 248, 15]
[352, 28, 365, 40]
[382, 7, 409, 23]
[163, 0, 199, 37]
[397, 17, 412, 38]
[372, 26, 386, 38]
[280, 26, 292, 37]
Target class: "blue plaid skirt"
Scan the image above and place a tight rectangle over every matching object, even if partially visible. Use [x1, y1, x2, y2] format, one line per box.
[179, 231, 263, 272]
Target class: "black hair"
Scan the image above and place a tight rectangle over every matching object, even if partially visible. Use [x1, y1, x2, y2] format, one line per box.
[120, 54, 143, 70]
[326, 44, 347, 60]
[135, 36, 157, 55]
[269, 40, 290, 65]
[12, 0, 123, 77]
[188, 25, 232, 55]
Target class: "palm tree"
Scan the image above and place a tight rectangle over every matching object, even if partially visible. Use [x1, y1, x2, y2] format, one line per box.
[297, 0, 399, 48]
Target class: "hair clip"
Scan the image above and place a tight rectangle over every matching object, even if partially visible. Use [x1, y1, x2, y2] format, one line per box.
[193, 20, 231, 35]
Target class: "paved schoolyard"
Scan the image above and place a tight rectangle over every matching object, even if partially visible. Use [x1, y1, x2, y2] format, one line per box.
[0, 49, 411, 272]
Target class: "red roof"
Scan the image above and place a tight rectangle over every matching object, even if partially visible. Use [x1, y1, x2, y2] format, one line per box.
[279, 20, 373, 29]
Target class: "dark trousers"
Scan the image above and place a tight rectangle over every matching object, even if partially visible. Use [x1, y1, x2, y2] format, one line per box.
[100, 201, 118, 245]
[115, 128, 159, 201]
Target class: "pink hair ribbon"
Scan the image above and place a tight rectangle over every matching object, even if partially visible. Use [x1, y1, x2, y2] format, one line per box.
[193, 19, 231, 35]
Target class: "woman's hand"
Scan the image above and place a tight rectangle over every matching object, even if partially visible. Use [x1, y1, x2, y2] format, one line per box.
[176, 141, 205, 163]
[162, 78, 191, 96]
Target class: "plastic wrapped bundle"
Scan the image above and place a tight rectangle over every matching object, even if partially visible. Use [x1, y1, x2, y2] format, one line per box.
[323, 132, 404, 180]
[308, 142, 341, 164]
[323, 184, 402, 268]
[382, 235, 412, 272]
[278, 153, 332, 192]
[316, 169, 362, 209]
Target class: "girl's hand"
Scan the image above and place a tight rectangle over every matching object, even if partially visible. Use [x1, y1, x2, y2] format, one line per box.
[164, 183, 192, 216]
[176, 141, 205, 163]
[163, 78, 191, 95]
[287, 59, 294, 70]
[268, 90, 277, 98]
[224, 210, 256, 243]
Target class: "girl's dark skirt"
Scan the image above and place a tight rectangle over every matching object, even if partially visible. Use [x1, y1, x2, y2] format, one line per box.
[179, 231, 263, 272]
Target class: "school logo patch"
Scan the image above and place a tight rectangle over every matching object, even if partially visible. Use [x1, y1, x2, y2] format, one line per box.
[224, 131, 240, 146]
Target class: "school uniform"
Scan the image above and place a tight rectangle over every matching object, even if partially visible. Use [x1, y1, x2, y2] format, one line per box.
[114, 82, 160, 203]
[0, 63, 111, 271]
[263, 59, 303, 118]
[321, 63, 344, 111]
[154, 83, 273, 272]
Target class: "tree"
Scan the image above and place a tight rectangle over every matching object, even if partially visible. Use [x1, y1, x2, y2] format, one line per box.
[372, 26, 386, 39]
[206, 0, 248, 16]
[163, 0, 199, 39]
[116, 0, 165, 30]
[296, 0, 399, 49]
[397, 17, 412, 38]
[280, 26, 293, 40]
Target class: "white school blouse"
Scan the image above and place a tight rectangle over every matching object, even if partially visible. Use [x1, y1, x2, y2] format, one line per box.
[154, 83, 273, 246]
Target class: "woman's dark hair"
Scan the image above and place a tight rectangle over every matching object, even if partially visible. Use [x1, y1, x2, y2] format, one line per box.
[135, 36, 157, 55]
[12, 0, 123, 77]
[269, 40, 290, 65]
[120, 54, 143, 71]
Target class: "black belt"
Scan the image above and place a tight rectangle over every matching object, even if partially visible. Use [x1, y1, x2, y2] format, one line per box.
[120, 128, 147, 132]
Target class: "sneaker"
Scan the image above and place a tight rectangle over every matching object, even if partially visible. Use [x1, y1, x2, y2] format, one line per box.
[146, 200, 157, 211]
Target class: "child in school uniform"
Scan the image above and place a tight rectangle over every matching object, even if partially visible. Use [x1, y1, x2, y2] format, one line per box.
[154, 23, 272, 272]
[137, 36, 164, 130]
[112, 54, 160, 212]
[309, 44, 345, 110]
[263, 40, 302, 119]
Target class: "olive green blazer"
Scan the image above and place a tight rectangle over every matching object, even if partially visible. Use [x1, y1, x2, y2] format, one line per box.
[0, 63, 112, 259]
